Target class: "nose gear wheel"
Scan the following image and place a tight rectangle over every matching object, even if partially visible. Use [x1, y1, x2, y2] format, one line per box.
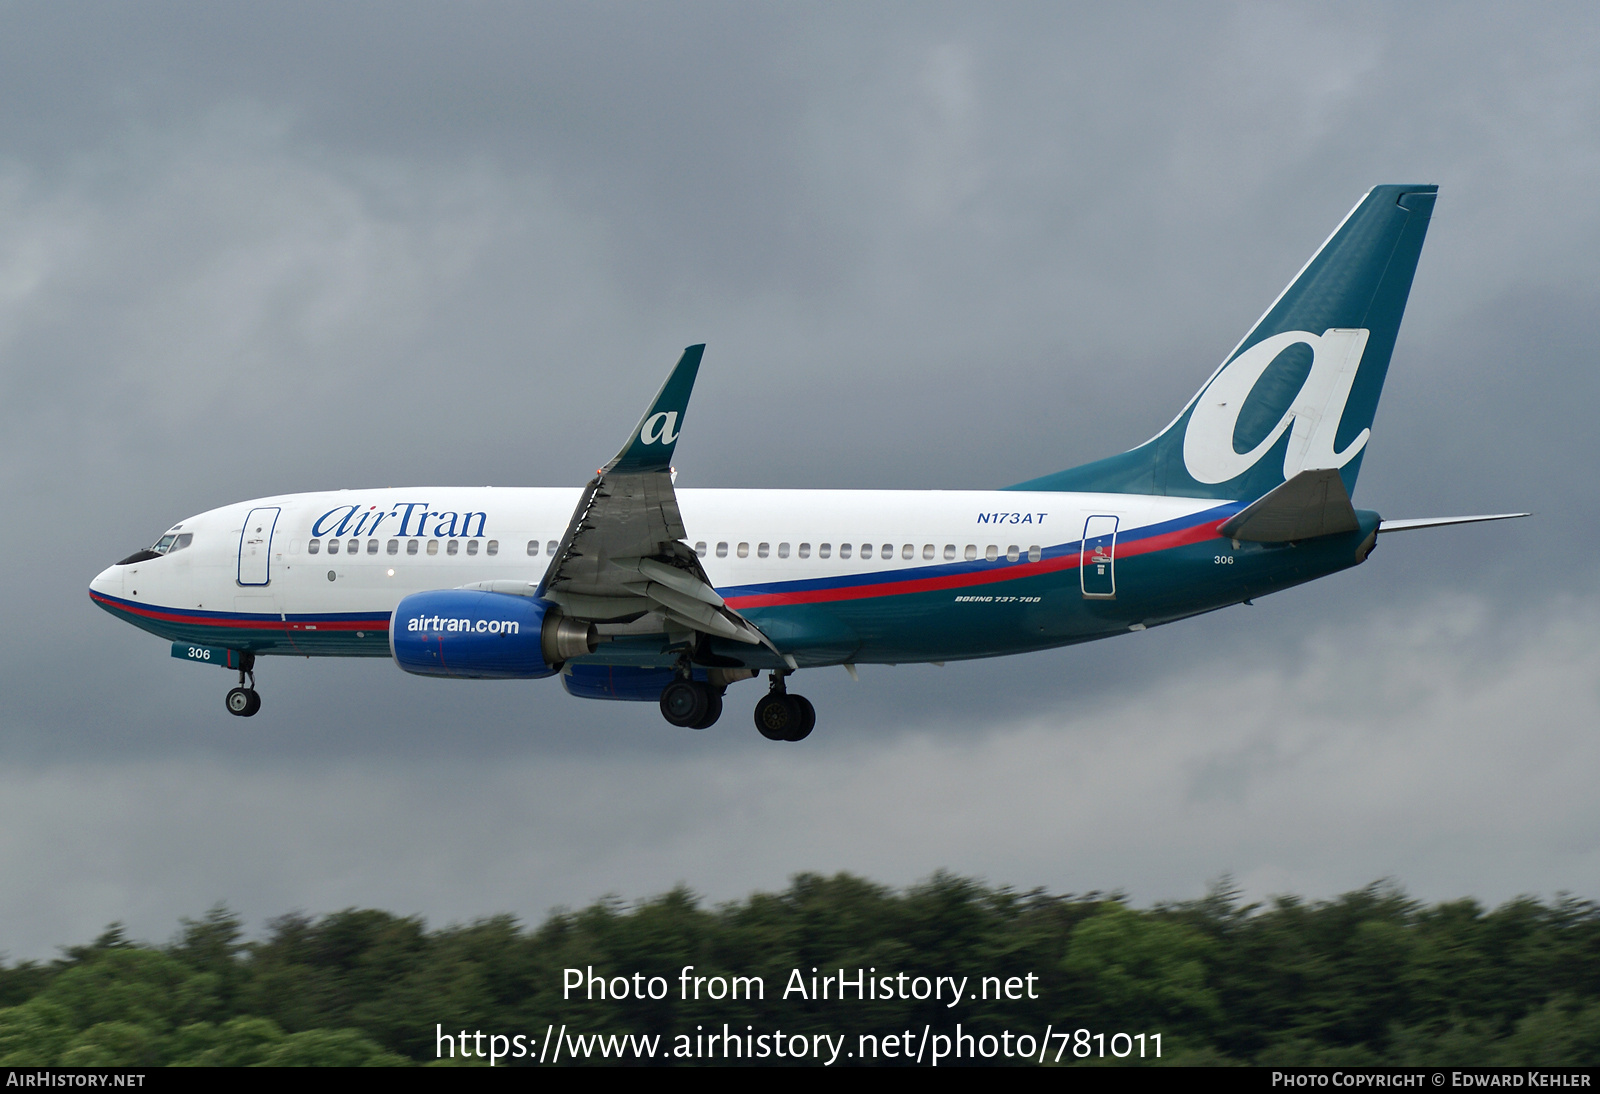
[225, 686, 261, 717]
[224, 653, 261, 717]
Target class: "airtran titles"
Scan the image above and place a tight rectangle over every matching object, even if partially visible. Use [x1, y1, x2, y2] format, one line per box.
[310, 502, 489, 540]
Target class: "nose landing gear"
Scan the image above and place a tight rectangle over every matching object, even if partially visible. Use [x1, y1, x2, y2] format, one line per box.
[754, 672, 814, 742]
[224, 653, 261, 717]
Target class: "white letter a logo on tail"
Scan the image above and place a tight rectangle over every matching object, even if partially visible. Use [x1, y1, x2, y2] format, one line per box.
[1183, 328, 1371, 485]
[640, 411, 680, 445]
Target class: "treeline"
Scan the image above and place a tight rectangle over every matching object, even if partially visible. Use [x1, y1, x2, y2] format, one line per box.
[1, 874, 1597, 1066]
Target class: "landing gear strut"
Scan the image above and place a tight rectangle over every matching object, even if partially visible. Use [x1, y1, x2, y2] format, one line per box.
[753, 672, 814, 742]
[224, 653, 261, 718]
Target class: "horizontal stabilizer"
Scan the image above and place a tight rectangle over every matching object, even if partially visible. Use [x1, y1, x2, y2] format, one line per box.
[1377, 513, 1529, 534]
[1219, 468, 1360, 543]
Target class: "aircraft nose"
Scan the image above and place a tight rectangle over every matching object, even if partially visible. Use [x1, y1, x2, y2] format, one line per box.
[89, 564, 122, 599]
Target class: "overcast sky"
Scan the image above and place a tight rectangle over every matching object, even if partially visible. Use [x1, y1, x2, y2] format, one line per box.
[2, 1, 1597, 960]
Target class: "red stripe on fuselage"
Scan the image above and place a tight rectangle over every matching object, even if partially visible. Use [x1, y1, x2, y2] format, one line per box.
[721, 520, 1222, 609]
[89, 592, 389, 632]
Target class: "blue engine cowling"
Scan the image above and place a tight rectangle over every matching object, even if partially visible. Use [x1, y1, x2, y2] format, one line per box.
[390, 589, 595, 679]
[563, 664, 712, 701]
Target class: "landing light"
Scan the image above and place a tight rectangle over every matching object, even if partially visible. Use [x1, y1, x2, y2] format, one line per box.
[387, 568, 395, 576]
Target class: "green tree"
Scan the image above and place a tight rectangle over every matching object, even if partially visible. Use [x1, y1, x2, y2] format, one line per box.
[1060, 902, 1220, 1034]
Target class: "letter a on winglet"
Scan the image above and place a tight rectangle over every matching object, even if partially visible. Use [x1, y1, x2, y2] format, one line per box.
[605, 345, 704, 475]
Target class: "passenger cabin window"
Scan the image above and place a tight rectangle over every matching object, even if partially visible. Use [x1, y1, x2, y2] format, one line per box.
[308, 539, 321, 554]
[427, 540, 439, 555]
[944, 544, 956, 560]
[546, 540, 559, 555]
[839, 543, 852, 559]
[757, 542, 769, 558]
[922, 544, 934, 560]
[486, 540, 498, 556]
[328, 539, 340, 555]
[1028, 545, 1042, 562]
[902, 544, 914, 560]
[1006, 545, 1020, 561]
[346, 539, 358, 555]
[527, 540, 539, 556]
[716, 542, 729, 558]
[407, 540, 419, 555]
[778, 543, 790, 558]
[367, 539, 379, 555]
[860, 543, 872, 559]
[819, 543, 832, 559]
[466, 540, 479, 555]
[985, 545, 998, 561]
[964, 544, 977, 561]
[388, 540, 399, 555]
[447, 540, 459, 555]
[695, 541, 707, 557]
[798, 543, 811, 559]
[737, 542, 749, 558]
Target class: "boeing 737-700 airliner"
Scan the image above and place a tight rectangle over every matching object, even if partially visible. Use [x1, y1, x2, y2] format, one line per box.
[90, 185, 1522, 740]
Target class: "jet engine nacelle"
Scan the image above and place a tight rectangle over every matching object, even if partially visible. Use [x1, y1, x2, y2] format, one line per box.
[390, 589, 596, 679]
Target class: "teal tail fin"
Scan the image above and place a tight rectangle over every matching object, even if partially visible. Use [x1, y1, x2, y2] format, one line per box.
[1009, 185, 1437, 500]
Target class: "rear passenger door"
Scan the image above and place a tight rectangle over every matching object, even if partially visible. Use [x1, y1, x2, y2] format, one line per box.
[1080, 515, 1118, 599]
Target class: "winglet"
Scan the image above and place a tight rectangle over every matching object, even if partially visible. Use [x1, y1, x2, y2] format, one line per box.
[604, 345, 705, 475]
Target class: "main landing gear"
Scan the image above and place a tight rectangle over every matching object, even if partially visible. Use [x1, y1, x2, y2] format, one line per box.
[754, 672, 814, 742]
[659, 676, 724, 730]
[224, 653, 261, 718]
[657, 665, 815, 740]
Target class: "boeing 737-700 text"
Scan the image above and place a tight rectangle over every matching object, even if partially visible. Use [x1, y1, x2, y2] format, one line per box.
[90, 185, 1523, 740]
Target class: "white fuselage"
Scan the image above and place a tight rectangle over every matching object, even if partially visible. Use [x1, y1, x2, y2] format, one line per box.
[90, 486, 1222, 627]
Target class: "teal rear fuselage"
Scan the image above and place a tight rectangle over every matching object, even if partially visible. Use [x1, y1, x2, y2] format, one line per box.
[654, 511, 1380, 669]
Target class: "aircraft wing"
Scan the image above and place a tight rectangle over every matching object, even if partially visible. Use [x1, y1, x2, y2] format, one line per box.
[530, 345, 767, 646]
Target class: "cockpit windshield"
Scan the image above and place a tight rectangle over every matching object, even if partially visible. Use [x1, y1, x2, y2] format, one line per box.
[116, 529, 192, 566]
[151, 530, 191, 555]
